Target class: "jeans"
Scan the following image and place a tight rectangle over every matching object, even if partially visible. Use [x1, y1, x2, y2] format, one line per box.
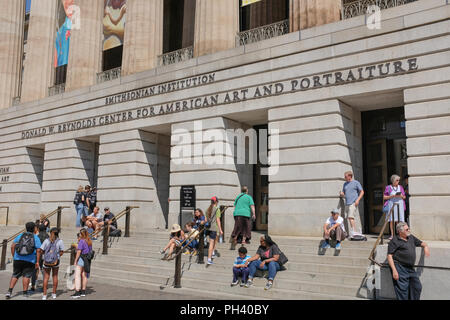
[248, 260, 280, 281]
[75, 203, 84, 227]
[393, 263, 422, 300]
[187, 240, 198, 249]
[233, 267, 250, 283]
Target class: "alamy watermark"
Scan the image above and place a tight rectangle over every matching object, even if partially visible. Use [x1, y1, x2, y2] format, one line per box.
[171, 121, 279, 176]
[366, 5, 382, 30]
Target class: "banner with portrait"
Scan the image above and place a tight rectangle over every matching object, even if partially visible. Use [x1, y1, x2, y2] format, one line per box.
[103, 0, 127, 51]
[54, 0, 74, 68]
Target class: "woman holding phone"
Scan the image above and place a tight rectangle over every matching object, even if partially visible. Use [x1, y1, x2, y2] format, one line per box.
[383, 174, 407, 240]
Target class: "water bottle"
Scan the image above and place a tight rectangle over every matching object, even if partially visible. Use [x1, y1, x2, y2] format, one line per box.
[219, 235, 223, 243]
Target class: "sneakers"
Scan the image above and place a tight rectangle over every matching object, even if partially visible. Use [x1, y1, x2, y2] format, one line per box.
[212, 251, 217, 258]
[321, 242, 331, 249]
[264, 281, 273, 290]
[244, 279, 253, 288]
[81, 290, 86, 297]
[42, 294, 47, 300]
[159, 249, 166, 255]
[335, 242, 342, 250]
[52, 293, 57, 300]
[207, 259, 213, 265]
[71, 291, 81, 299]
[240, 281, 246, 287]
[230, 280, 239, 287]
[5, 291, 12, 299]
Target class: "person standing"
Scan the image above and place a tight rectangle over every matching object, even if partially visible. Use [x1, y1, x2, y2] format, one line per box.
[72, 229, 93, 299]
[230, 186, 256, 249]
[40, 228, 64, 300]
[403, 175, 410, 225]
[387, 222, 430, 300]
[339, 171, 364, 237]
[206, 196, 223, 265]
[73, 186, 84, 228]
[383, 174, 407, 240]
[5, 222, 42, 299]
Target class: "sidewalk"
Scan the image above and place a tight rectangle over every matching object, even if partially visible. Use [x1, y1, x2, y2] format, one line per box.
[0, 271, 211, 300]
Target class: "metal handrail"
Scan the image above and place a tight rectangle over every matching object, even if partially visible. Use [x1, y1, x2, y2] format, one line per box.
[158, 46, 194, 67]
[237, 19, 289, 46]
[89, 206, 139, 240]
[342, 0, 418, 19]
[368, 203, 399, 266]
[1, 206, 69, 246]
[0, 206, 69, 270]
[96, 67, 122, 84]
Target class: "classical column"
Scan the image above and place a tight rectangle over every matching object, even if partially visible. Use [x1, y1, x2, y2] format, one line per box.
[194, 0, 239, 57]
[268, 100, 363, 237]
[97, 129, 170, 230]
[65, 0, 103, 92]
[169, 117, 253, 232]
[290, 0, 341, 32]
[21, 0, 57, 103]
[121, 0, 163, 76]
[0, 0, 25, 109]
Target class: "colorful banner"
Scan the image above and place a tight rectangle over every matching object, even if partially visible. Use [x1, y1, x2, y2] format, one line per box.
[242, 0, 262, 7]
[54, 0, 73, 68]
[103, 0, 127, 51]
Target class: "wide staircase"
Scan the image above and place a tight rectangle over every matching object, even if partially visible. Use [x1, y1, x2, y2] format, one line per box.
[0, 224, 375, 300]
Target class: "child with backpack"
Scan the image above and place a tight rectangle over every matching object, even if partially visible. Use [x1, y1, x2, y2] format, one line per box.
[40, 228, 64, 300]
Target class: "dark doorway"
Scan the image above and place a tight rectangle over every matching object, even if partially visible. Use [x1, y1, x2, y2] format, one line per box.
[362, 107, 408, 234]
[253, 124, 269, 231]
[102, 45, 123, 71]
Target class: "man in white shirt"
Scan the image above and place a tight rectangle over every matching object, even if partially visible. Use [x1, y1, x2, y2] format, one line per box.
[321, 209, 347, 250]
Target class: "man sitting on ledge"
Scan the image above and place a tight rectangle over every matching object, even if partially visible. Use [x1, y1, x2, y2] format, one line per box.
[321, 209, 347, 250]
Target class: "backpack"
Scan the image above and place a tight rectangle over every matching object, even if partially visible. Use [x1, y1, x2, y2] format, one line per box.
[44, 240, 60, 266]
[109, 229, 122, 237]
[16, 232, 35, 256]
[350, 234, 368, 241]
[73, 192, 83, 205]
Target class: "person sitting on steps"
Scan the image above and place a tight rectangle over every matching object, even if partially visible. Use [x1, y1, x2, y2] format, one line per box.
[160, 224, 185, 260]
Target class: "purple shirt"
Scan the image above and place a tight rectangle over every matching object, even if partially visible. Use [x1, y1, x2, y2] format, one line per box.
[77, 239, 92, 255]
[384, 184, 406, 209]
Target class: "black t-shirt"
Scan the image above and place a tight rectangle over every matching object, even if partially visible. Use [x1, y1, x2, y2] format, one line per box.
[103, 212, 117, 229]
[256, 244, 281, 262]
[388, 235, 422, 268]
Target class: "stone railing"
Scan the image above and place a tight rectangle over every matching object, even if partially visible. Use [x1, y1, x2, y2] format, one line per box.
[237, 19, 289, 46]
[96, 66, 122, 84]
[342, 0, 418, 19]
[158, 46, 194, 67]
[48, 83, 65, 96]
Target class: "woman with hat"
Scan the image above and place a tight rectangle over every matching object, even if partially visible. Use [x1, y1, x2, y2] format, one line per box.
[160, 224, 185, 260]
[205, 196, 223, 265]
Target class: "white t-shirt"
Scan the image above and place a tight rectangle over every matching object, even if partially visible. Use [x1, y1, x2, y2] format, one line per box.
[325, 216, 346, 233]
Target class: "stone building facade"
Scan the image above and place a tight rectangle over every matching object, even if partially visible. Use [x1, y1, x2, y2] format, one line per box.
[0, 0, 449, 240]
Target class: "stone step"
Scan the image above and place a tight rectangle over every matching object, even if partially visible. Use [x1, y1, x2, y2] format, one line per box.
[89, 255, 366, 287]
[87, 266, 366, 300]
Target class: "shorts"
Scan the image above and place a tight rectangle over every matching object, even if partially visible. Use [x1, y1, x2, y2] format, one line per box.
[12, 260, 35, 279]
[206, 230, 217, 240]
[42, 260, 60, 270]
[77, 258, 85, 268]
[345, 203, 358, 219]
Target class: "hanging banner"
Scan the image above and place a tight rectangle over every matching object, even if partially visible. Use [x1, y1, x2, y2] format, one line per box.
[54, 0, 73, 67]
[103, 0, 127, 51]
[242, 0, 262, 7]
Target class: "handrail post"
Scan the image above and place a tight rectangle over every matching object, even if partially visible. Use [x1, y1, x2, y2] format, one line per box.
[103, 225, 110, 255]
[70, 244, 77, 266]
[198, 227, 205, 264]
[125, 206, 130, 238]
[57, 206, 62, 230]
[174, 246, 182, 288]
[0, 239, 7, 270]
[6, 207, 9, 226]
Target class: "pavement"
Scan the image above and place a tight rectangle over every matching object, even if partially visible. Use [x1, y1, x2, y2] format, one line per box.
[0, 270, 211, 301]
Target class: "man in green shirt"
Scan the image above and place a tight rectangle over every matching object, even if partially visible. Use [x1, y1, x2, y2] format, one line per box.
[231, 186, 256, 249]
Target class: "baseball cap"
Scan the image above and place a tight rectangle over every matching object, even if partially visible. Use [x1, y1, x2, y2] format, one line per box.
[211, 196, 218, 202]
[331, 209, 340, 214]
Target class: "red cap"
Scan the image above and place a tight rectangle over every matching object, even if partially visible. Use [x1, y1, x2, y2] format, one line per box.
[211, 196, 218, 202]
